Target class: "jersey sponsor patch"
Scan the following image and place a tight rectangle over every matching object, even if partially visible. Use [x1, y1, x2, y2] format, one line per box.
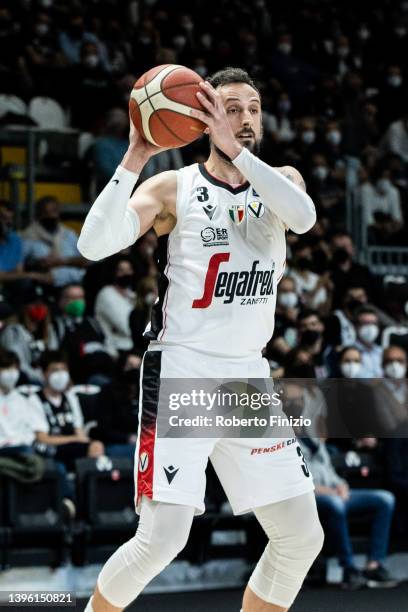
[247, 201, 265, 218]
[201, 226, 229, 247]
[228, 204, 245, 224]
[192, 254, 275, 308]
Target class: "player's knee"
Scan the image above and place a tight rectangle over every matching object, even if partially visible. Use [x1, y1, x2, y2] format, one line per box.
[297, 515, 325, 561]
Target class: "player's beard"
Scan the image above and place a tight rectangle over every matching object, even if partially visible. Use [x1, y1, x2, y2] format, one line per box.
[211, 133, 262, 164]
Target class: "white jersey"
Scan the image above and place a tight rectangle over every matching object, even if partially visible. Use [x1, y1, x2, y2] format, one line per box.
[145, 162, 287, 359]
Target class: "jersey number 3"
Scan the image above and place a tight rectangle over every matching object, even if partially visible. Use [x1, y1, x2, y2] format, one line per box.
[197, 186, 209, 202]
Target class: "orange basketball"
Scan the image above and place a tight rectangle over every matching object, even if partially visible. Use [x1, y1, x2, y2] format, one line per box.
[129, 64, 207, 148]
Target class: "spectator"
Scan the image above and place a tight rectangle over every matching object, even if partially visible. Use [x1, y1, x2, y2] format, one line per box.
[129, 276, 159, 355]
[354, 306, 383, 377]
[325, 286, 368, 349]
[0, 286, 50, 383]
[376, 65, 406, 129]
[358, 168, 403, 244]
[21, 196, 87, 287]
[29, 350, 104, 470]
[0, 349, 46, 455]
[94, 257, 136, 356]
[59, 12, 109, 69]
[383, 421, 408, 535]
[92, 108, 129, 190]
[90, 353, 141, 458]
[266, 276, 299, 360]
[300, 437, 397, 589]
[0, 200, 49, 298]
[381, 113, 408, 164]
[289, 242, 331, 313]
[48, 284, 114, 384]
[297, 309, 328, 377]
[308, 153, 345, 224]
[371, 346, 408, 434]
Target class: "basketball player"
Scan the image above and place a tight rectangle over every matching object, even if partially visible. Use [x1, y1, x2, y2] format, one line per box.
[78, 68, 324, 612]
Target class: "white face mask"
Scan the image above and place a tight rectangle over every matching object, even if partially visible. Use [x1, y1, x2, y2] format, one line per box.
[144, 292, 156, 306]
[326, 130, 342, 145]
[341, 361, 361, 378]
[48, 370, 70, 392]
[313, 165, 329, 180]
[338, 46, 349, 58]
[388, 75, 402, 87]
[358, 27, 370, 40]
[0, 367, 19, 391]
[278, 292, 298, 308]
[384, 361, 407, 379]
[84, 54, 99, 68]
[36, 23, 49, 36]
[301, 130, 315, 144]
[358, 323, 379, 344]
[278, 43, 292, 55]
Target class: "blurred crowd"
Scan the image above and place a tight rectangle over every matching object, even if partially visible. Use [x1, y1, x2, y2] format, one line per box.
[1, 0, 408, 588]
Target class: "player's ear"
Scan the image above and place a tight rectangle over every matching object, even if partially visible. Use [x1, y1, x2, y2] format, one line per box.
[204, 127, 210, 135]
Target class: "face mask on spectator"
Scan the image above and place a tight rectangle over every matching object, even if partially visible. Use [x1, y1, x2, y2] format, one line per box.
[341, 361, 361, 378]
[312, 165, 329, 181]
[301, 130, 315, 144]
[278, 43, 292, 55]
[326, 130, 342, 145]
[358, 27, 370, 40]
[395, 26, 407, 37]
[48, 370, 70, 392]
[36, 23, 49, 36]
[64, 299, 86, 318]
[40, 0, 53, 7]
[173, 35, 187, 50]
[301, 330, 321, 346]
[278, 292, 298, 308]
[0, 368, 19, 391]
[357, 323, 379, 343]
[337, 46, 349, 58]
[384, 361, 407, 379]
[387, 75, 402, 87]
[144, 292, 156, 306]
[27, 304, 49, 322]
[84, 54, 100, 69]
[115, 274, 134, 288]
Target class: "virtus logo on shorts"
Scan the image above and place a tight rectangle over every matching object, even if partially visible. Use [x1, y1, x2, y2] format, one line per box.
[192, 253, 275, 308]
[139, 451, 149, 473]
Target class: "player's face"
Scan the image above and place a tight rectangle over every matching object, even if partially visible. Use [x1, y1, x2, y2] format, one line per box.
[217, 83, 262, 153]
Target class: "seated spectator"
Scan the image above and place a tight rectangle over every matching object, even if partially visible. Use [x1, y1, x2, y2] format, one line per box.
[354, 306, 383, 377]
[288, 242, 331, 314]
[21, 195, 87, 287]
[90, 353, 141, 458]
[94, 257, 136, 356]
[48, 284, 114, 384]
[0, 349, 46, 456]
[0, 200, 49, 300]
[357, 168, 403, 244]
[297, 309, 328, 377]
[308, 153, 345, 224]
[381, 113, 408, 164]
[0, 286, 50, 383]
[265, 276, 299, 360]
[58, 12, 109, 69]
[300, 437, 397, 589]
[383, 421, 408, 535]
[370, 346, 408, 434]
[325, 286, 367, 349]
[29, 350, 104, 470]
[92, 108, 129, 190]
[322, 120, 346, 168]
[283, 380, 328, 438]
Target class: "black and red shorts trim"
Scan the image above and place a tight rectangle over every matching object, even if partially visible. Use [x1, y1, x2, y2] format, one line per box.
[137, 351, 162, 502]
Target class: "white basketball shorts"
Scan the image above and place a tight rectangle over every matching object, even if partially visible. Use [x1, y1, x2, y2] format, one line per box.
[134, 345, 314, 515]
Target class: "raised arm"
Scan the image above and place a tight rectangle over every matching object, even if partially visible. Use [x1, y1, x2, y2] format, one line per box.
[78, 119, 176, 261]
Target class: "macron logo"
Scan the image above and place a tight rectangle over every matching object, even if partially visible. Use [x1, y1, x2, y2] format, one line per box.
[111, 179, 119, 184]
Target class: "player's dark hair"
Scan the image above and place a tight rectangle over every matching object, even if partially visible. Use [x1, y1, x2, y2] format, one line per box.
[208, 67, 260, 96]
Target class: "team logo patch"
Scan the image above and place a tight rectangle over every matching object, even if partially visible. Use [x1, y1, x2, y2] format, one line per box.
[228, 204, 245, 224]
[247, 201, 265, 218]
[201, 226, 229, 247]
[164, 465, 179, 484]
[139, 452, 149, 473]
[203, 203, 216, 220]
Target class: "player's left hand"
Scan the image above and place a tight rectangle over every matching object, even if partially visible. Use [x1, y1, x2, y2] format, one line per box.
[190, 81, 242, 160]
